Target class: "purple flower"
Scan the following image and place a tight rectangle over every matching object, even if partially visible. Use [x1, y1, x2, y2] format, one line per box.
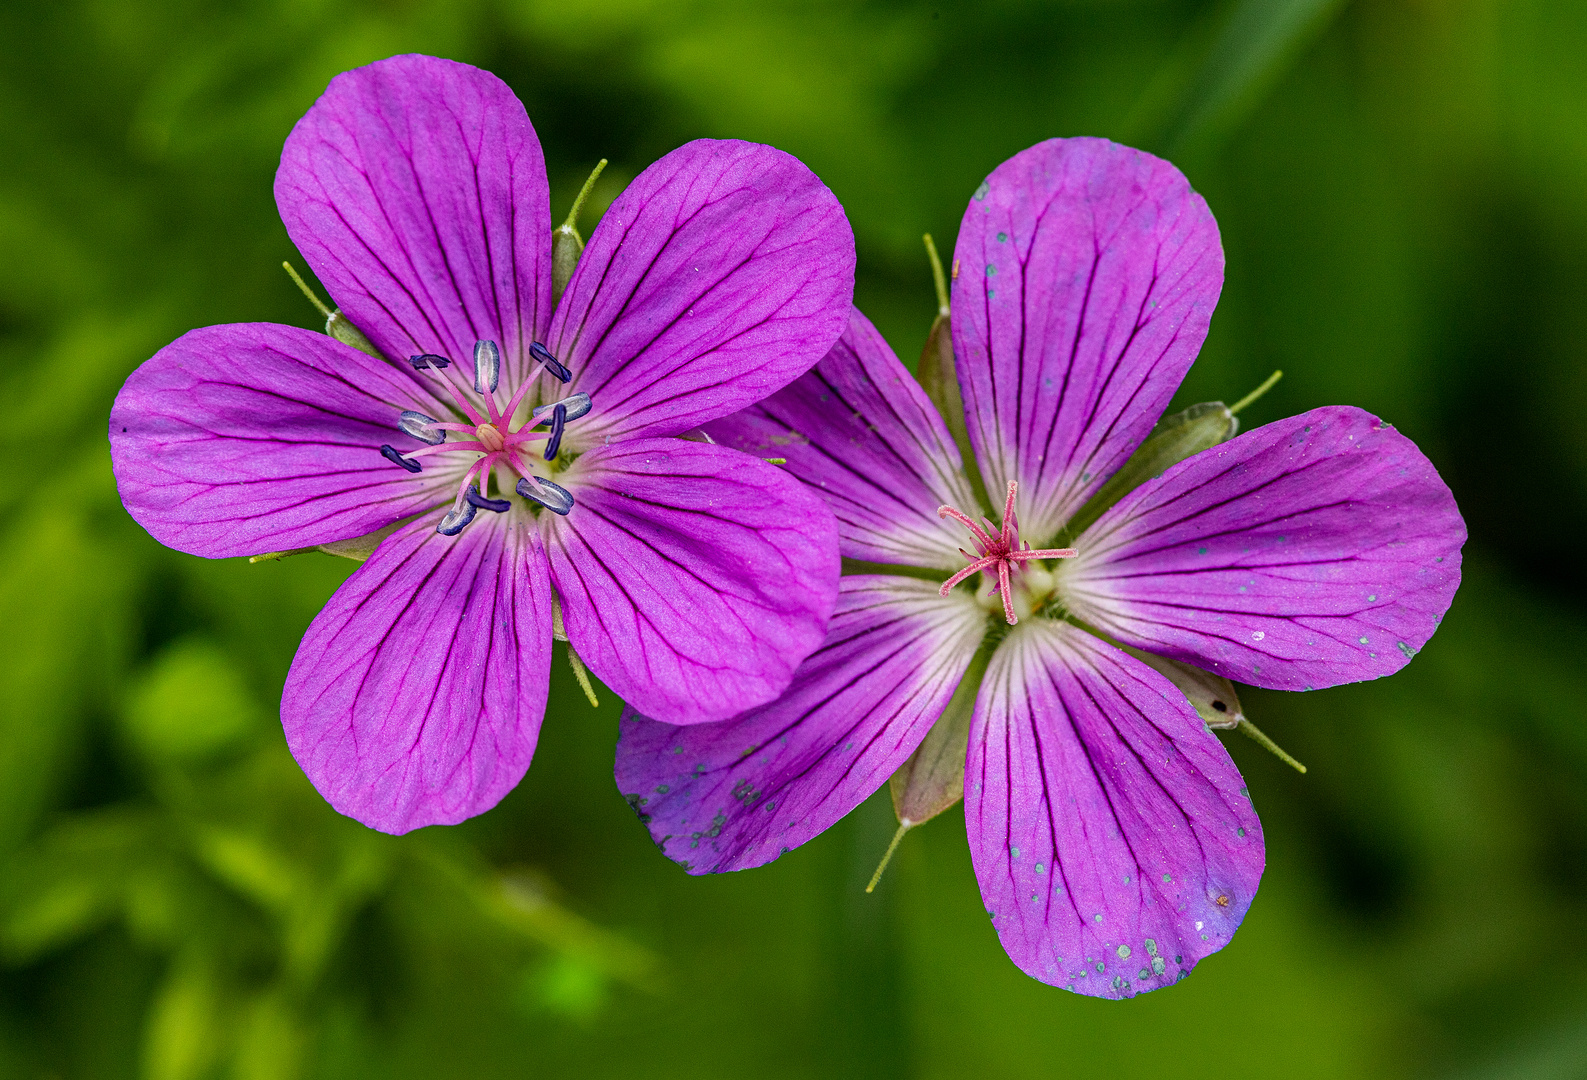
[615, 138, 1465, 996]
[109, 55, 855, 834]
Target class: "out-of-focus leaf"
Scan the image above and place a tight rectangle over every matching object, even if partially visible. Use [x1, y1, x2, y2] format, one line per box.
[279, 837, 391, 989]
[0, 504, 127, 851]
[188, 826, 302, 914]
[1128, 0, 1350, 156]
[0, 808, 156, 961]
[417, 850, 659, 992]
[143, 951, 224, 1080]
[518, 953, 608, 1023]
[232, 991, 307, 1080]
[123, 638, 263, 762]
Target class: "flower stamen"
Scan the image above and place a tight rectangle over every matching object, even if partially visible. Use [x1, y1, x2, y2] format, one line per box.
[380, 339, 587, 532]
[938, 480, 1077, 625]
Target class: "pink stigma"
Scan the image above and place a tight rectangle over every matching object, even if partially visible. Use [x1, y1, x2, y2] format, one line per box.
[937, 480, 1077, 625]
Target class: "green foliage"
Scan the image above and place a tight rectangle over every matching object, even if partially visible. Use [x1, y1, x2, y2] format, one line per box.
[4, 0, 1587, 1076]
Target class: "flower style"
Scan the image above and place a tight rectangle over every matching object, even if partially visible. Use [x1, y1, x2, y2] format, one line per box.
[109, 55, 855, 834]
[615, 138, 1465, 996]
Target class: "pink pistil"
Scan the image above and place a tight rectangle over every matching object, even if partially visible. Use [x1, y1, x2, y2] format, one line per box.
[937, 480, 1078, 625]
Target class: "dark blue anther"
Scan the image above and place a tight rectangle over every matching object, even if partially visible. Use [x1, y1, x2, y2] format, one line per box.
[398, 410, 445, 445]
[465, 485, 511, 513]
[473, 340, 500, 394]
[543, 403, 567, 461]
[409, 353, 451, 370]
[380, 444, 421, 473]
[529, 341, 572, 383]
[517, 475, 574, 516]
[437, 501, 477, 536]
[532, 391, 592, 424]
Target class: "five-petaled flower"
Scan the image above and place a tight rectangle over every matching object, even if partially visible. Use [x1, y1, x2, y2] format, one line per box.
[109, 55, 856, 834]
[615, 138, 1465, 997]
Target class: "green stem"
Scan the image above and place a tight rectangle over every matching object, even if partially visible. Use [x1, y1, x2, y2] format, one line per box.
[923, 233, 949, 315]
[561, 158, 609, 233]
[1228, 369, 1283, 415]
[282, 261, 332, 318]
[1235, 717, 1307, 773]
[866, 822, 910, 894]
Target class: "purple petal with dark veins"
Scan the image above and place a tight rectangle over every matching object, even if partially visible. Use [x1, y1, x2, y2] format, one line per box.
[543, 437, 840, 725]
[967, 619, 1263, 998]
[276, 54, 553, 388]
[281, 511, 553, 834]
[705, 306, 979, 569]
[952, 137, 1223, 542]
[614, 576, 984, 872]
[549, 140, 854, 439]
[1058, 406, 1465, 691]
[109, 323, 455, 559]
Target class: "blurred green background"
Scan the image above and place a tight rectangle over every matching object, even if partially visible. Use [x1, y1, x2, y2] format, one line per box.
[2, 0, 1585, 1076]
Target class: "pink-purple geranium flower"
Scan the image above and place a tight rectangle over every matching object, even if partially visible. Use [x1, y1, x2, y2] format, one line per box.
[109, 55, 855, 834]
[615, 138, 1465, 996]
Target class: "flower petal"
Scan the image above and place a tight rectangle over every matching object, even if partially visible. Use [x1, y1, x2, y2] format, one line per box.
[1058, 407, 1466, 691]
[967, 619, 1263, 998]
[550, 139, 854, 439]
[952, 137, 1223, 541]
[543, 437, 840, 725]
[109, 323, 455, 559]
[276, 54, 553, 386]
[614, 576, 984, 872]
[281, 511, 553, 834]
[705, 306, 980, 569]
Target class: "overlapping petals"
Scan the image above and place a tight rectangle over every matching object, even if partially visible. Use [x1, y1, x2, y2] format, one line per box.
[551, 140, 856, 441]
[282, 511, 553, 834]
[1058, 406, 1466, 691]
[952, 137, 1223, 543]
[545, 439, 841, 725]
[966, 620, 1262, 997]
[706, 307, 980, 569]
[110, 323, 454, 558]
[618, 132, 1464, 1000]
[276, 53, 554, 388]
[615, 577, 985, 869]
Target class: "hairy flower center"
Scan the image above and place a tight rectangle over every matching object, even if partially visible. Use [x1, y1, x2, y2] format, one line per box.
[938, 480, 1078, 626]
[375, 338, 591, 535]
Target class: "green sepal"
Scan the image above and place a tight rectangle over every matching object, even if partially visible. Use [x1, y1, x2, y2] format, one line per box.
[316, 519, 403, 562]
[325, 310, 384, 359]
[1120, 645, 1243, 730]
[918, 319, 994, 518]
[552, 226, 583, 306]
[1058, 401, 1238, 544]
[553, 158, 609, 306]
[915, 236, 993, 517]
[887, 643, 991, 827]
[247, 519, 403, 565]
